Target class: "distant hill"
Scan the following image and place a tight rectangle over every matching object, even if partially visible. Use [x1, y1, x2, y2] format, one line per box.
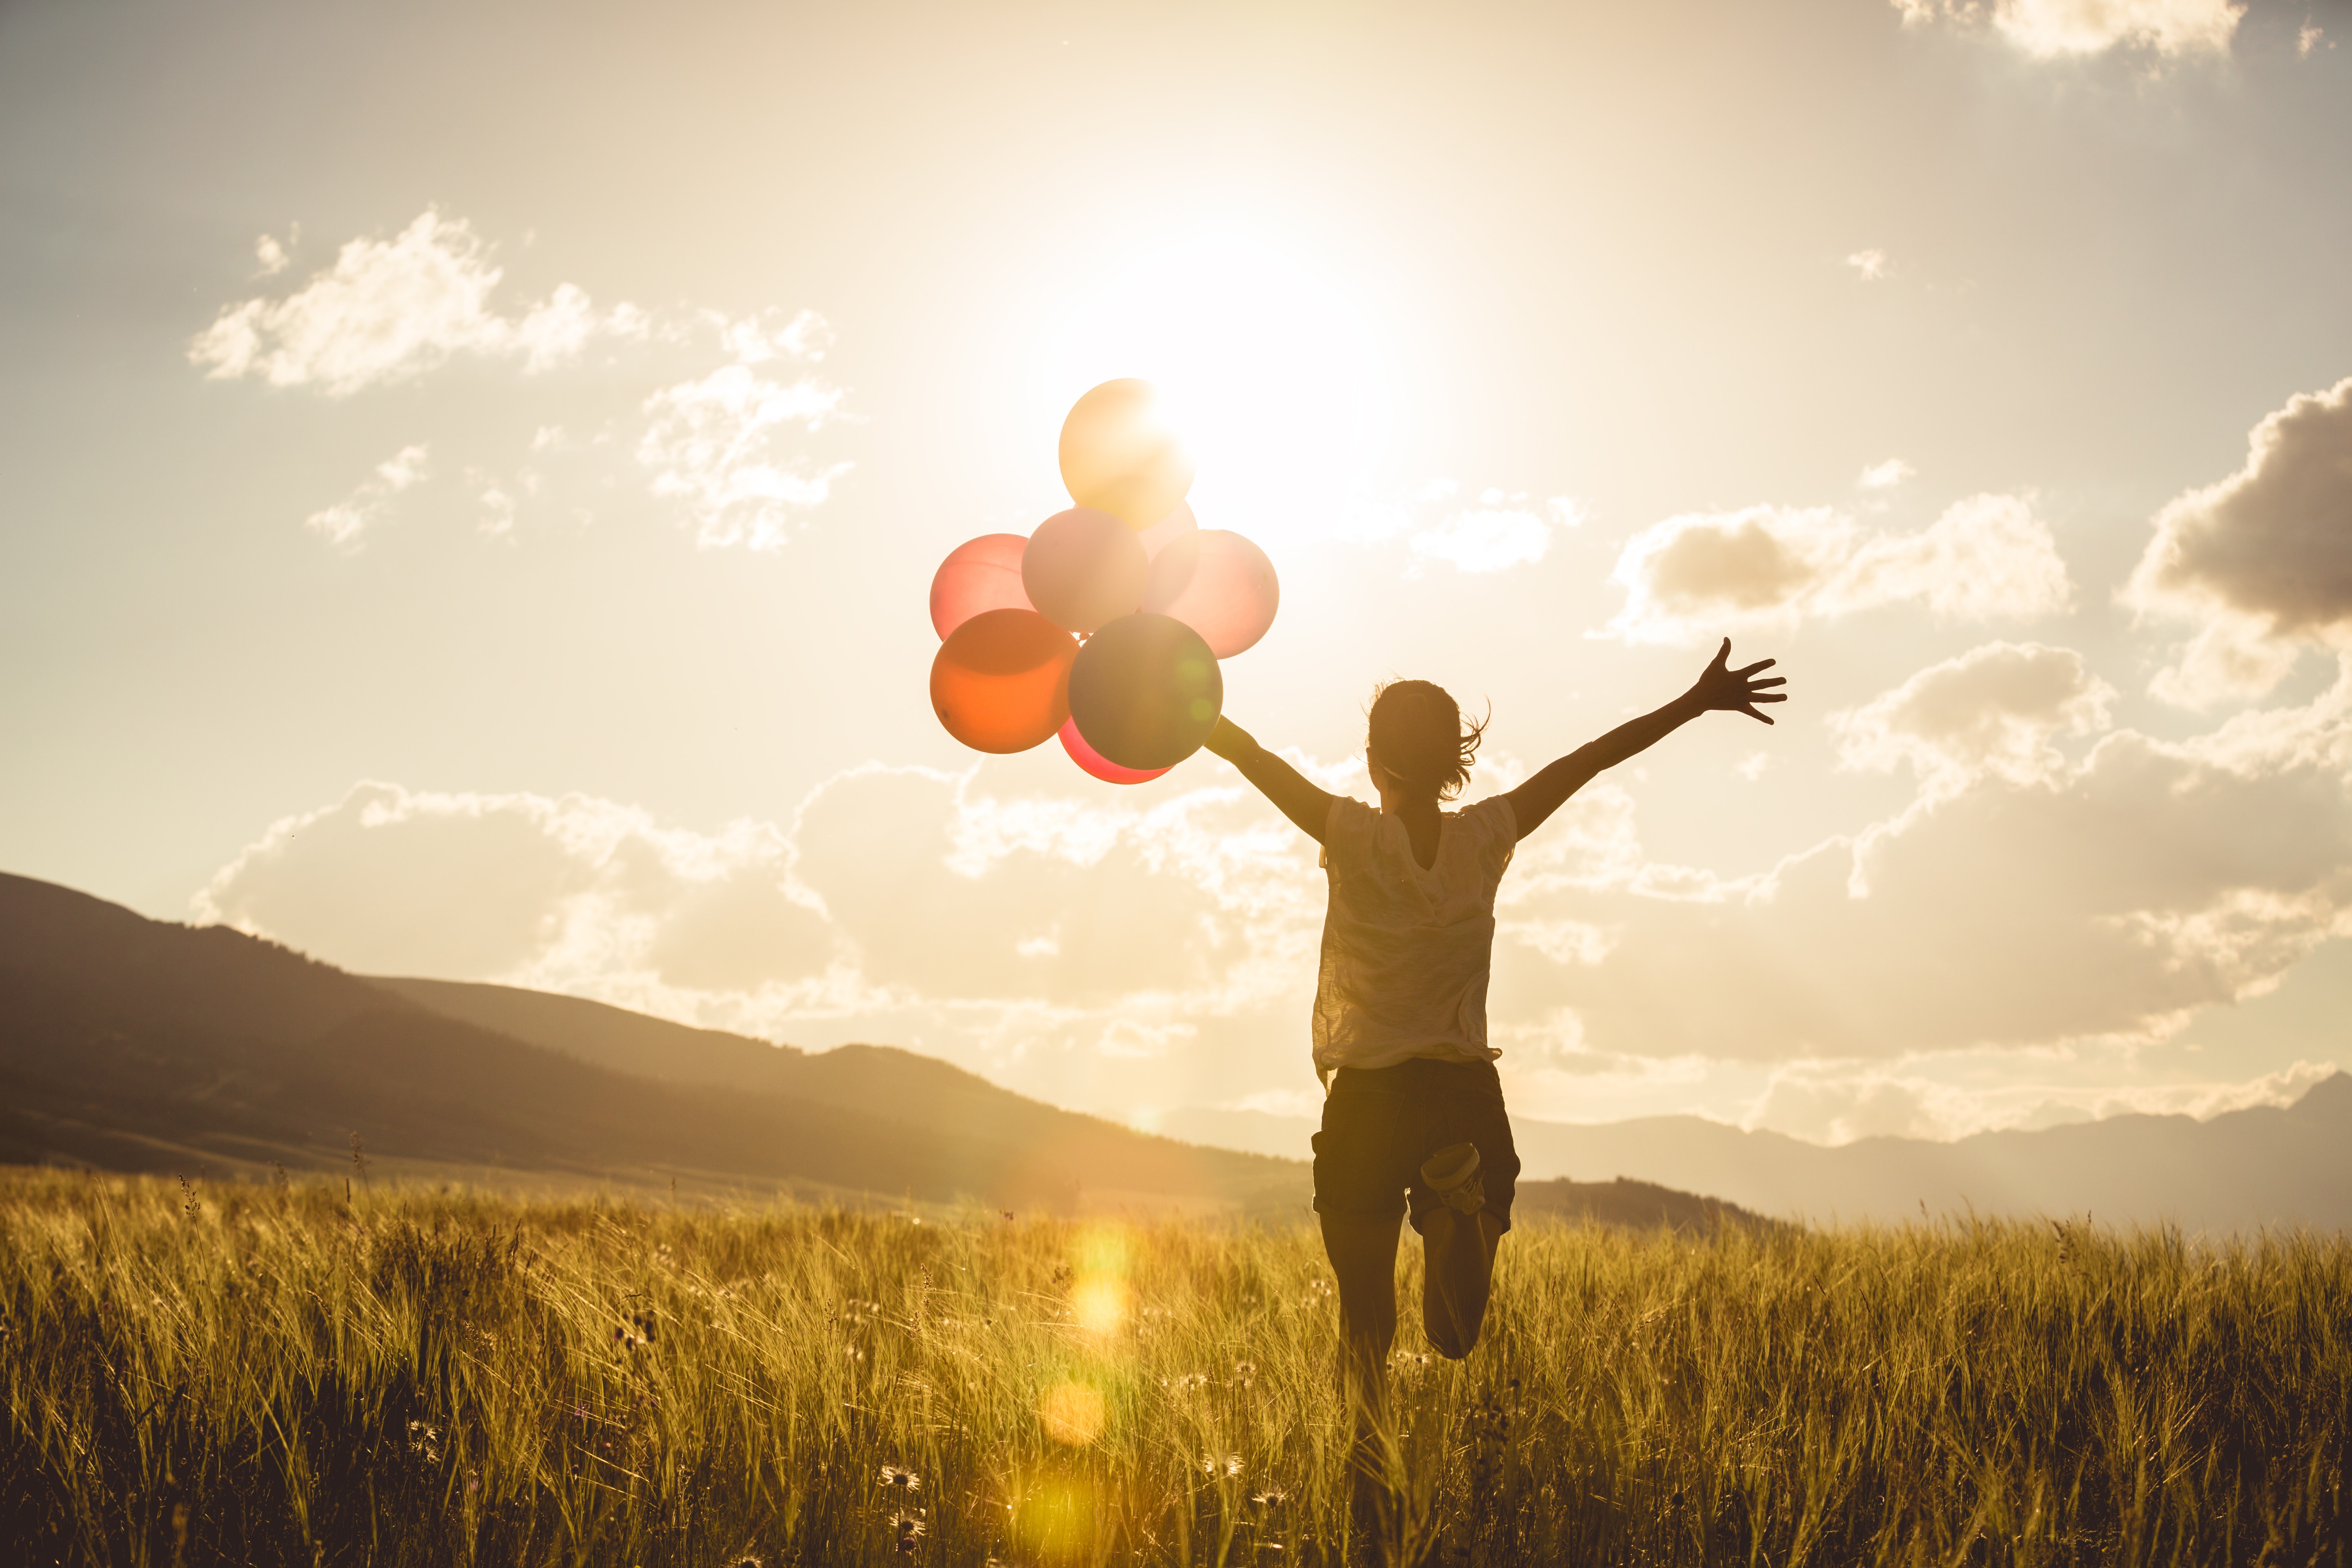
[28, 865, 2315, 1233]
[1512, 1176, 1781, 1234]
[1168, 1077, 2352, 1232]
[0, 873, 1306, 1217]
[372, 976, 1068, 1145]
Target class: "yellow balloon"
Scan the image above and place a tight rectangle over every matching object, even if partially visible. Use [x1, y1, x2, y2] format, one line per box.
[1058, 379, 1195, 531]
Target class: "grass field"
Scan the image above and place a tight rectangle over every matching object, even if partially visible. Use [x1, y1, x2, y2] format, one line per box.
[1, 1170, 2346, 1566]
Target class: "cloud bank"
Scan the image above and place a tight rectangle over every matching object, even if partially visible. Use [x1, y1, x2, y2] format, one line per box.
[1607, 492, 2071, 643]
[196, 630, 2352, 1141]
[2127, 378, 2352, 707]
[1891, 0, 2243, 59]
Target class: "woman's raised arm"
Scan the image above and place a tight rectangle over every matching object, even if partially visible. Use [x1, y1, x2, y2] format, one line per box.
[1503, 638, 1785, 841]
[1205, 716, 1339, 843]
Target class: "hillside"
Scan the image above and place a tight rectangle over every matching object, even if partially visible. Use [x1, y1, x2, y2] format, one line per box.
[0, 873, 1305, 1216]
[1169, 1077, 2352, 1232]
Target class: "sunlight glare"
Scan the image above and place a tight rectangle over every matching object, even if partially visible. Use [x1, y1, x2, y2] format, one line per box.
[1040, 227, 1403, 552]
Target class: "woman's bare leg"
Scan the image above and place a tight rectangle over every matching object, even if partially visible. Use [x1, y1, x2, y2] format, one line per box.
[1419, 1208, 1506, 1360]
[1321, 1212, 1403, 1557]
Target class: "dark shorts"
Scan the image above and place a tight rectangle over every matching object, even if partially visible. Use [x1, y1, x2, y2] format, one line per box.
[1312, 1056, 1521, 1236]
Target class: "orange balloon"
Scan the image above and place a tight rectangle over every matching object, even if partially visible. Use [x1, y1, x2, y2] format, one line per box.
[1058, 716, 1169, 785]
[1058, 379, 1195, 530]
[1140, 528, 1280, 658]
[930, 608, 1075, 753]
[929, 533, 1032, 641]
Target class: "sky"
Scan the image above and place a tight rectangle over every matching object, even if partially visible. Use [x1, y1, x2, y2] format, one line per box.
[4, 0, 2351, 1145]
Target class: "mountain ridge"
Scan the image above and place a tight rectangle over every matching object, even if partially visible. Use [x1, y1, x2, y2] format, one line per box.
[0, 872, 1304, 1216]
[1165, 1075, 2352, 1230]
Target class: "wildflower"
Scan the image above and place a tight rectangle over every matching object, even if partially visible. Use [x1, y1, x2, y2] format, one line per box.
[1231, 1360, 1257, 1386]
[733, 1556, 765, 1568]
[880, 1464, 922, 1492]
[1252, 1486, 1289, 1508]
[893, 1514, 927, 1551]
[1201, 1452, 1242, 1478]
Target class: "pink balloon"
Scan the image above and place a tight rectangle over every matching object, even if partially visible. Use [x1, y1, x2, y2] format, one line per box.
[929, 534, 1033, 641]
[1059, 716, 1169, 785]
[1022, 507, 1148, 634]
[1136, 500, 1199, 561]
[1140, 528, 1280, 657]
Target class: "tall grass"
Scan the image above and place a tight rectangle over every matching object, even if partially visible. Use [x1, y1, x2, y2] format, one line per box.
[0, 1169, 2344, 1566]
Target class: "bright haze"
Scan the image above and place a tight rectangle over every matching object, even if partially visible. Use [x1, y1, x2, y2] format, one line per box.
[4, 0, 2349, 1149]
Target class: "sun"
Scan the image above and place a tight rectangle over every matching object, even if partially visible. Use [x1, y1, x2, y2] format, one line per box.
[1037, 225, 1405, 551]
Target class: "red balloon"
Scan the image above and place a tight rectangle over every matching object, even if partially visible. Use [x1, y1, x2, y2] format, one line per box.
[1022, 507, 1149, 634]
[929, 608, 1075, 754]
[929, 534, 1032, 640]
[1140, 528, 1281, 658]
[1136, 500, 1199, 561]
[1058, 717, 1170, 785]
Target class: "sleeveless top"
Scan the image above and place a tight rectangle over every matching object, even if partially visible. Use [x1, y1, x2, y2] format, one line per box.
[1311, 793, 1517, 1076]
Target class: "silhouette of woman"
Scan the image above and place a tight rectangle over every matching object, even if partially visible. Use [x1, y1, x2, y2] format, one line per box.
[1203, 637, 1785, 1538]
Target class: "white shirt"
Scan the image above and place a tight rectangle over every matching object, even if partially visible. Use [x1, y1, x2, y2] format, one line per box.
[1310, 793, 1518, 1076]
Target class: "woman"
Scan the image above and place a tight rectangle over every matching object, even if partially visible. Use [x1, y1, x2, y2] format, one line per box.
[1203, 637, 1784, 1525]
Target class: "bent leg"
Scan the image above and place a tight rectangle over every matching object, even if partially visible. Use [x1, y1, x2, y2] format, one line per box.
[1420, 1207, 1506, 1359]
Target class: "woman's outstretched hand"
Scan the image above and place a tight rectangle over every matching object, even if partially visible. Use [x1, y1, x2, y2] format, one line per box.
[1688, 638, 1787, 724]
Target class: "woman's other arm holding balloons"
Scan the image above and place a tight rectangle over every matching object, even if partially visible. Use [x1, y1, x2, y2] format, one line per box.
[1503, 639, 1786, 841]
[1205, 717, 1339, 843]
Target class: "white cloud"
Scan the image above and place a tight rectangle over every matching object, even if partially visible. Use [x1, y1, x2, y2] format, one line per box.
[1607, 491, 2072, 643]
[192, 765, 1329, 1111]
[304, 444, 430, 550]
[638, 351, 852, 550]
[2127, 378, 2352, 706]
[1833, 641, 2116, 793]
[189, 210, 644, 396]
[1408, 505, 1553, 573]
[196, 647, 2352, 1127]
[253, 233, 290, 277]
[194, 215, 851, 549]
[1891, 0, 2242, 58]
[1858, 457, 1915, 490]
[1847, 249, 1890, 282]
[1497, 655, 2352, 1066]
[196, 780, 840, 1000]
[1341, 483, 1580, 566]
[2300, 22, 2330, 56]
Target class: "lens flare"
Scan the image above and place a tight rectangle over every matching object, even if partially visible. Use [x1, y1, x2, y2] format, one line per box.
[1038, 1381, 1107, 1446]
[1070, 1274, 1130, 1336]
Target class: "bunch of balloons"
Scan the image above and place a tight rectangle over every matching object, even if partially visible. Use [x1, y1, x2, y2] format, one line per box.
[927, 380, 1280, 784]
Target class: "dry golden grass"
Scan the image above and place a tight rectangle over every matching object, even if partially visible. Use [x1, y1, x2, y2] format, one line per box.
[1, 1169, 2345, 1565]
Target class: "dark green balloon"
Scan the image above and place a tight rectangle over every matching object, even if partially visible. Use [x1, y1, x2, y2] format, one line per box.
[1067, 612, 1224, 771]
